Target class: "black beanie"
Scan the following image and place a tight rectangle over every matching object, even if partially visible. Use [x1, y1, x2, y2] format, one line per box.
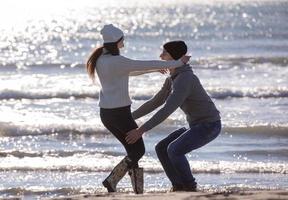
[163, 41, 187, 60]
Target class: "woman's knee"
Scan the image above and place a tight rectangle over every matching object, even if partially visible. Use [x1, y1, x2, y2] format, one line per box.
[128, 150, 145, 166]
[126, 140, 145, 162]
[138, 144, 145, 158]
[135, 141, 145, 160]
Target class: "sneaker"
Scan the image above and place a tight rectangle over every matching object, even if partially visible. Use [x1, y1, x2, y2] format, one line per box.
[183, 183, 197, 192]
[170, 185, 185, 192]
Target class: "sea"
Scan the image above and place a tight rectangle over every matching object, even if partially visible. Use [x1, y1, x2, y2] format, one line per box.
[0, 0, 287, 199]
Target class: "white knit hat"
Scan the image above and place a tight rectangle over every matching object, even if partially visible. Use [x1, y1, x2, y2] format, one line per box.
[100, 24, 124, 43]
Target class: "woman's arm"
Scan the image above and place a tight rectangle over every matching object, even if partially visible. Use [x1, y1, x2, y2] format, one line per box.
[129, 69, 159, 76]
[132, 78, 172, 119]
[118, 56, 189, 72]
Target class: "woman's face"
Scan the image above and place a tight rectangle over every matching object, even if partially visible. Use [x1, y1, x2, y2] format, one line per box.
[117, 38, 124, 49]
[160, 49, 173, 60]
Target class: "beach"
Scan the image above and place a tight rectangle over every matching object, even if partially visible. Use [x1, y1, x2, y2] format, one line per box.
[0, 0, 287, 199]
[50, 190, 288, 200]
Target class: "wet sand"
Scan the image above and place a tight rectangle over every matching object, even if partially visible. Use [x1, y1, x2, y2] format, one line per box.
[49, 189, 288, 200]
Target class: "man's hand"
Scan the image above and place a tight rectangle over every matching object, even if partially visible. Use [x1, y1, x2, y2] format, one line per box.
[125, 128, 144, 144]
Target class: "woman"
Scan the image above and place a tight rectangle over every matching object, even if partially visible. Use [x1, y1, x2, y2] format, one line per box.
[125, 41, 221, 192]
[86, 24, 190, 194]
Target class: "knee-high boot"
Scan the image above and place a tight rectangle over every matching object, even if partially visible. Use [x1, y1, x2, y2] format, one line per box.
[102, 156, 131, 192]
[128, 167, 144, 194]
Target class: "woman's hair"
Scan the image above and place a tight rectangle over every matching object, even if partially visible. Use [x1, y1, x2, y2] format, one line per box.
[86, 37, 123, 81]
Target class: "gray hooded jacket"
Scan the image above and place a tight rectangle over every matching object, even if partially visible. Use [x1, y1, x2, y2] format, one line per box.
[132, 65, 220, 132]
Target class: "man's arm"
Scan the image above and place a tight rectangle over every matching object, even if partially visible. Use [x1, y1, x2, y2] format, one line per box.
[126, 73, 192, 144]
[132, 77, 172, 119]
[140, 73, 191, 132]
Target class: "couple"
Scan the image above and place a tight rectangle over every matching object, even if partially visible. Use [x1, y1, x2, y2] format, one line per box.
[86, 24, 221, 194]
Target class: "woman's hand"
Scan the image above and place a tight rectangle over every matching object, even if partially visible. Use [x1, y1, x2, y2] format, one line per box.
[125, 128, 144, 144]
[158, 68, 169, 74]
[180, 55, 191, 64]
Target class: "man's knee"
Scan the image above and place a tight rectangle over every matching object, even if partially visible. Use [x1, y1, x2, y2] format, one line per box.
[167, 142, 179, 159]
[155, 140, 168, 155]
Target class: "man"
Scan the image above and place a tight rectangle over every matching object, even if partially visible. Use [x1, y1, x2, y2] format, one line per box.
[125, 41, 221, 192]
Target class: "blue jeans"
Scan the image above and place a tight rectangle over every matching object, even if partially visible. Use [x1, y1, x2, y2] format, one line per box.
[155, 120, 221, 187]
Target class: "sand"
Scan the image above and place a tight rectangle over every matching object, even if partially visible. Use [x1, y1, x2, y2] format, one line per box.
[50, 190, 288, 200]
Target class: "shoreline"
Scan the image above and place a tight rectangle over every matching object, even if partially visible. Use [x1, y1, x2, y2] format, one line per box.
[48, 189, 288, 200]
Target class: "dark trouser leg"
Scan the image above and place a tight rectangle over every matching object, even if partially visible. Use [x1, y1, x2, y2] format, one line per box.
[100, 106, 145, 192]
[155, 127, 187, 187]
[167, 121, 221, 187]
[100, 106, 145, 167]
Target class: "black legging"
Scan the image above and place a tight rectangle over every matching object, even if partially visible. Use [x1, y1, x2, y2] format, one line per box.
[100, 105, 145, 168]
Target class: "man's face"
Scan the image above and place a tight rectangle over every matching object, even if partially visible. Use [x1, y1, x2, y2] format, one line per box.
[160, 49, 175, 74]
[160, 49, 173, 61]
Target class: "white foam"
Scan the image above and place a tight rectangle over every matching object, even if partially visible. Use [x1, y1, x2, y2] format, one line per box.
[0, 155, 287, 174]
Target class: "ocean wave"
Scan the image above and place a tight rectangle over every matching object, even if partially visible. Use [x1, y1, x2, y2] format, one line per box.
[207, 87, 288, 99]
[0, 150, 125, 158]
[135, 87, 288, 99]
[0, 90, 98, 100]
[1, 147, 287, 161]
[199, 56, 288, 68]
[0, 158, 286, 174]
[0, 150, 84, 158]
[0, 122, 107, 137]
[0, 56, 287, 70]
[224, 149, 288, 158]
[0, 122, 287, 137]
[222, 126, 288, 136]
[0, 87, 287, 100]
[0, 187, 82, 197]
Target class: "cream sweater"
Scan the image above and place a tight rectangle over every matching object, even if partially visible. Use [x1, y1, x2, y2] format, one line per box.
[95, 54, 183, 108]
